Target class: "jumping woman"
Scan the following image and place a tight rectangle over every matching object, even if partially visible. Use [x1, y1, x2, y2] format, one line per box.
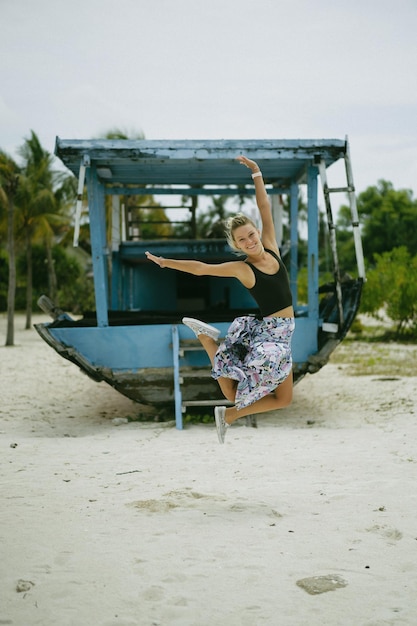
[145, 155, 294, 443]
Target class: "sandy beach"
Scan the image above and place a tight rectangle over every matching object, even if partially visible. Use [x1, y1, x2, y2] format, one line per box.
[1, 313, 416, 626]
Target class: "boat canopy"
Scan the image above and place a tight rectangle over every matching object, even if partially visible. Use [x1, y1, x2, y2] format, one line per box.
[54, 137, 364, 328]
[55, 137, 347, 192]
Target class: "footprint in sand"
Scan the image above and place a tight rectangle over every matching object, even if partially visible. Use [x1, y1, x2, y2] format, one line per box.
[127, 488, 282, 520]
[296, 574, 348, 595]
[366, 524, 403, 543]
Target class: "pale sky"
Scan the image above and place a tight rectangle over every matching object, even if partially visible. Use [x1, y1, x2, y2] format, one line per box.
[1, 0, 416, 203]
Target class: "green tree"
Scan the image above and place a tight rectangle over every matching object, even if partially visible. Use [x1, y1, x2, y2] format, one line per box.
[16, 131, 74, 328]
[104, 128, 145, 141]
[16, 132, 56, 328]
[360, 246, 417, 336]
[0, 151, 20, 345]
[44, 172, 77, 299]
[338, 180, 417, 267]
[17, 244, 94, 313]
[196, 195, 235, 238]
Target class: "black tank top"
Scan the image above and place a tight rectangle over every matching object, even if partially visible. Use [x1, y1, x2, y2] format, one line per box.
[246, 249, 293, 317]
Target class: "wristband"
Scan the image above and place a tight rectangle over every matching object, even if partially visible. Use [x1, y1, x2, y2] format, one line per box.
[251, 171, 262, 179]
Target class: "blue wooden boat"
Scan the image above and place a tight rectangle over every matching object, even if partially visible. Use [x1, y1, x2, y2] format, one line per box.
[35, 138, 365, 428]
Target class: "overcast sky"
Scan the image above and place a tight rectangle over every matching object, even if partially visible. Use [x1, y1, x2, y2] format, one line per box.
[1, 0, 416, 202]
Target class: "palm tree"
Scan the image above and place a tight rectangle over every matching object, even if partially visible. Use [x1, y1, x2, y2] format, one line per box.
[196, 195, 235, 238]
[17, 132, 55, 328]
[50, 173, 77, 295]
[17, 131, 74, 328]
[0, 151, 20, 346]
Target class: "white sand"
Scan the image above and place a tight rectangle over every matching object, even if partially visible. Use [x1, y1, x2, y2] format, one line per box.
[1, 314, 416, 626]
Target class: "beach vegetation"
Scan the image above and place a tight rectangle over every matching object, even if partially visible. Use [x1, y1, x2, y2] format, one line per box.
[358, 246, 417, 338]
[15, 131, 76, 329]
[0, 150, 20, 345]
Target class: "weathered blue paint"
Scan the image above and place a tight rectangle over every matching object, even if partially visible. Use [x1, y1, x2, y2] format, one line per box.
[171, 325, 182, 429]
[110, 251, 121, 310]
[86, 166, 109, 327]
[108, 187, 289, 196]
[307, 165, 319, 322]
[289, 181, 299, 306]
[41, 316, 316, 375]
[47, 324, 173, 369]
[54, 137, 347, 191]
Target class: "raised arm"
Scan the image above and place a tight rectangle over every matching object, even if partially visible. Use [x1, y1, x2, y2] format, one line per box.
[236, 155, 278, 253]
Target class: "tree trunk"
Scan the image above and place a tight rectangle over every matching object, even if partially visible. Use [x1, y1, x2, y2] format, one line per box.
[5, 196, 16, 346]
[25, 229, 32, 330]
[46, 239, 57, 301]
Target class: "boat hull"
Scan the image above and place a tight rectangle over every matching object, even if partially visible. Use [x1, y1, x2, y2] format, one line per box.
[34, 278, 363, 406]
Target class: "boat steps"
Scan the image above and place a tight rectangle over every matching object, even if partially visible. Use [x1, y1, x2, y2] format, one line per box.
[171, 325, 256, 430]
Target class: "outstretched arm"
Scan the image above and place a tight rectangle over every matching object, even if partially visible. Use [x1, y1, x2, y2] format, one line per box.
[236, 155, 278, 253]
[145, 251, 252, 284]
[145, 251, 206, 273]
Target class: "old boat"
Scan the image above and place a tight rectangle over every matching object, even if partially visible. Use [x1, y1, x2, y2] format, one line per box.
[35, 138, 365, 428]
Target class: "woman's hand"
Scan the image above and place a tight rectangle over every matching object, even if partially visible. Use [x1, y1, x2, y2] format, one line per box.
[236, 155, 260, 173]
[145, 251, 165, 267]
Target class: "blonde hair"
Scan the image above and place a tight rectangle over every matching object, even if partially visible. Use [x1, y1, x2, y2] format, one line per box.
[224, 213, 257, 251]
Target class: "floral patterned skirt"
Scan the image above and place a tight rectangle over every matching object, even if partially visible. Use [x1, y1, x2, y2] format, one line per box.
[212, 315, 295, 410]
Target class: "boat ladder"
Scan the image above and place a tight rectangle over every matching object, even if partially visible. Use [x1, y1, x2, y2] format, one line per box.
[171, 325, 233, 429]
[317, 137, 366, 329]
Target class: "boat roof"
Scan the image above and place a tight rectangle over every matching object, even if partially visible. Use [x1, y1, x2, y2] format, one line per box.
[55, 137, 347, 191]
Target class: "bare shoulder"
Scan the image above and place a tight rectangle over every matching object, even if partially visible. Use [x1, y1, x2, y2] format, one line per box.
[205, 259, 250, 279]
[230, 259, 256, 288]
[261, 238, 280, 257]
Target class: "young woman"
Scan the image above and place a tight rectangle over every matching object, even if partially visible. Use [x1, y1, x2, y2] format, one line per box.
[145, 155, 295, 443]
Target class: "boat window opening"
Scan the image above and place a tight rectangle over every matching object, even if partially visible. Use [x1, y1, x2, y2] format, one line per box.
[125, 202, 196, 240]
[177, 273, 210, 312]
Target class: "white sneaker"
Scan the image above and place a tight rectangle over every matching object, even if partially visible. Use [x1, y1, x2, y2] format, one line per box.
[182, 317, 220, 340]
[214, 406, 229, 444]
